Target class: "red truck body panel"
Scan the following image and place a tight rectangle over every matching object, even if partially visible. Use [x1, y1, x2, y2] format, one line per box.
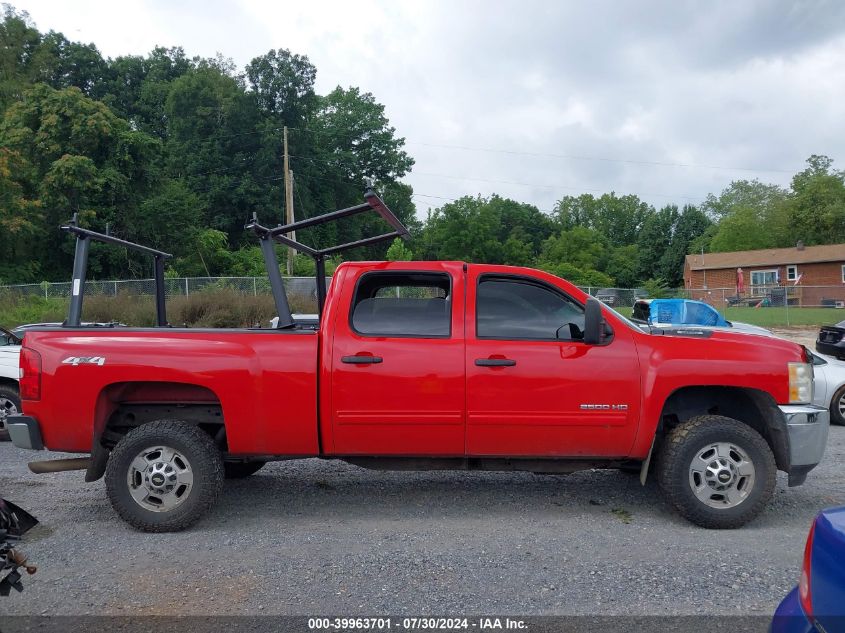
[22, 330, 319, 455]
[323, 261, 467, 456]
[20, 261, 805, 461]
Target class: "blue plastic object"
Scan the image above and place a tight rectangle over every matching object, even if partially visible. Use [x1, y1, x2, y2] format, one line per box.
[648, 299, 729, 327]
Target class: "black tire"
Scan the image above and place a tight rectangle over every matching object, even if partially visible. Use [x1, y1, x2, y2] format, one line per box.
[105, 420, 224, 532]
[0, 383, 21, 442]
[830, 386, 845, 426]
[224, 461, 266, 479]
[657, 415, 776, 529]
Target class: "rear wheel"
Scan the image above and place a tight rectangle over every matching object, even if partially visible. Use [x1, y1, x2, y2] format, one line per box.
[0, 383, 21, 441]
[831, 386, 845, 426]
[105, 421, 224, 532]
[224, 461, 266, 479]
[657, 415, 776, 529]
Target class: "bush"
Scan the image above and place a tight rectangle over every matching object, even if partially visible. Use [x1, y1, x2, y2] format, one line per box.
[0, 292, 67, 329]
[0, 287, 318, 330]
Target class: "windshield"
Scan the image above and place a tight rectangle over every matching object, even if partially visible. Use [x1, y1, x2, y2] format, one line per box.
[0, 327, 20, 346]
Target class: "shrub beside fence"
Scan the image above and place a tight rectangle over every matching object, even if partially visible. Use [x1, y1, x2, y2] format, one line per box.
[1, 277, 326, 302]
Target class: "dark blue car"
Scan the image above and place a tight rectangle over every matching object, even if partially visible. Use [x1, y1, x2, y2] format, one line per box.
[772, 506, 845, 632]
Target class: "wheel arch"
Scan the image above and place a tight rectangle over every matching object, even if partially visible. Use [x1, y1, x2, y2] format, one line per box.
[87, 381, 226, 482]
[0, 376, 20, 392]
[657, 386, 790, 473]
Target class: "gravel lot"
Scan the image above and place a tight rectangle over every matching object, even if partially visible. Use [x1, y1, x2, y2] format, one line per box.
[1, 423, 843, 618]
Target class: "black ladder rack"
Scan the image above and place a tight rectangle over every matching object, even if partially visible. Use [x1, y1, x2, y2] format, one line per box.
[245, 189, 410, 328]
[61, 216, 172, 327]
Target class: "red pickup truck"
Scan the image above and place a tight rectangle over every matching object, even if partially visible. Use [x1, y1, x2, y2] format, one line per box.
[6, 194, 830, 532]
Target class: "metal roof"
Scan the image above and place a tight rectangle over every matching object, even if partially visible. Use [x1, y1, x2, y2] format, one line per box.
[685, 243, 845, 271]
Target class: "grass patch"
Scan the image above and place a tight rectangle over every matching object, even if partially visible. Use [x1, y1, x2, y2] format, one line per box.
[611, 508, 632, 524]
[613, 303, 841, 328]
[722, 306, 842, 327]
[0, 287, 317, 330]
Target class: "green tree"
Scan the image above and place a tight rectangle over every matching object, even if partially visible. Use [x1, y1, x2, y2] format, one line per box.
[604, 245, 639, 288]
[540, 226, 608, 271]
[783, 155, 845, 245]
[554, 192, 650, 245]
[419, 195, 552, 264]
[657, 204, 712, 286]
[104, 47, 195, 136]
[0, 83, 160, 280]
[0, 7, 44, 111]
[0, 147, 41, 280]
[130, 180, 203, 254]
[636, 205, 679, 281]
[386, 237, 413, 261]
[704, 180, 788, 252]
[245, 49, 317, 124]
[538, 261, 613, 287]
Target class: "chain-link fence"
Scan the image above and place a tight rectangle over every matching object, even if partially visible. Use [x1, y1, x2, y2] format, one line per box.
[3, 277, 843, 312]
[0, 276, 327, 305]
[686, 285, 845, 309]
[580, 285, 845, 310]
[2, 278, 653, 306]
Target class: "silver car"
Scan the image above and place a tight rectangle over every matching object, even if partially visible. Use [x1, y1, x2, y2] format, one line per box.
[810, 350, 845, 426]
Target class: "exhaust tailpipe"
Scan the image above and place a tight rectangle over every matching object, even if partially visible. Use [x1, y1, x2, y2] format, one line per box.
[28, 458, 91, 474]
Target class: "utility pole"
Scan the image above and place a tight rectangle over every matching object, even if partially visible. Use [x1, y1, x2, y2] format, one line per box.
[283, 126, 296, 275]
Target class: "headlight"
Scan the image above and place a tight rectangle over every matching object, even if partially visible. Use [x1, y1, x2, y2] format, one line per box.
[788, 362, 813, 404]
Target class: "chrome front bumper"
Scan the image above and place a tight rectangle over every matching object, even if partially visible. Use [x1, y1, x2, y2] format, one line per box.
[779, 404, 829, 486]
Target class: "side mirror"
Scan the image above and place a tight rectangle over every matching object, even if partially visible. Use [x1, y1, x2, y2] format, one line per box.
[583, 297, 606, 345]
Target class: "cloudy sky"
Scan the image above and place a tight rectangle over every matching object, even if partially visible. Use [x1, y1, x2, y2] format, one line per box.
[17, 0, 845, 216]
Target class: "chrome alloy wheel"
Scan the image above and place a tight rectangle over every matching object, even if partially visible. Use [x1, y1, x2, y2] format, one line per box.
[0, 396, 18, 431]
[688, 442, 756, 509]
[127, 446, 194, 512]
[838, 392, 845, 420]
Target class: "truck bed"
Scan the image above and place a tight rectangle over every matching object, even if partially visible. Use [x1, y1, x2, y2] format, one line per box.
[21, 328, 320, 456]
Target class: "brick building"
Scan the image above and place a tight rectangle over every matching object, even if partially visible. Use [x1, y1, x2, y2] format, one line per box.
[683, 243, 845, 307]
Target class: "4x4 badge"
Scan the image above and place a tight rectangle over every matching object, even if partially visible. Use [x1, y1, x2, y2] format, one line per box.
[61, 356, 106, 366]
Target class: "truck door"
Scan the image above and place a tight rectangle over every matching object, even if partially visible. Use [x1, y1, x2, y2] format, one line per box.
[465, 270, 641, 457]
[328, 266, 465, 455]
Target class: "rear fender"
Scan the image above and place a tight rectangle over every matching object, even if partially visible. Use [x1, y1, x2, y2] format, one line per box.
[86, 381, 223, 482]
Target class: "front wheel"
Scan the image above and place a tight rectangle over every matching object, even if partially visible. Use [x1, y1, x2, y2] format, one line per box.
[0, 383, 21, 441]
[657, 415, 776, 529]
[830, 386, 845, 426]
[105, 421, 224, 532]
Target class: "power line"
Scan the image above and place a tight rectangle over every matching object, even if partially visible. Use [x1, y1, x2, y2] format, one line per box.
[412, 170, 703, 201]
[405, 141, 795, 174]
[287, 125, 796, 174]
[181, 123, 799, 174]
[411, 193, 562, 217]
[289, 154, 705, 202]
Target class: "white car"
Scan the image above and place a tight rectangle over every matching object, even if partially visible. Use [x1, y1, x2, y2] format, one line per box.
[810, 350, 845, 426]
[0, 321, 126, 440]
[0, 327, 22, 441]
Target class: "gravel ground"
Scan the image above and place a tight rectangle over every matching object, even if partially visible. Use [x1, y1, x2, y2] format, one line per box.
[1, 424, 843, 617]
[769, 327, 818, 348]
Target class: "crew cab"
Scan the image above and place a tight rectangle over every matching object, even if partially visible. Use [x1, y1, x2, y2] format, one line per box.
[7, 193, 831, 532]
